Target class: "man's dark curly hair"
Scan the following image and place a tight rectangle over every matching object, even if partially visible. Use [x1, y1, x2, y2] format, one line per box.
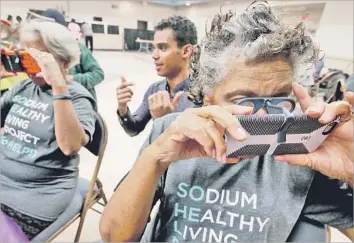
[155, 15, 198, 48]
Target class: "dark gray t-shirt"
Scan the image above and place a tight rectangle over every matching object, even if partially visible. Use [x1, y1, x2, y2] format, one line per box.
[137, 113, 353, 242]
[0, 80, 96, 221]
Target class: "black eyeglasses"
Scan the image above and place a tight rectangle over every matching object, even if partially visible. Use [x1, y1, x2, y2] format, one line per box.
[236, 97, 296, 143]
[236, 97, 296, 115]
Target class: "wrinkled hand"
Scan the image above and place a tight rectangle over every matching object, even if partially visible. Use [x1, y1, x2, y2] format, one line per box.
[0, 70, 16, 78]
[148, 90, 184, 119]
[149, 105, 253, 171]
[275, 83, 354, 184]
[27, 48, 66, 87]
[116, 76, 134, 116]
[0, 55, 16, 78]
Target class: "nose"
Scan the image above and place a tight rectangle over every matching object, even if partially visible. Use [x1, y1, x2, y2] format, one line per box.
[152, 49, 159, 60]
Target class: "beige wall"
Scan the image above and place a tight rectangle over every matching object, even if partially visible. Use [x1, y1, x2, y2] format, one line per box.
[0, 0, 175, 50]
[176, 0, 353, 72]
[315, 1, 353, 72]
[1, 0, 353, 70]
[176, 1, 326, 42]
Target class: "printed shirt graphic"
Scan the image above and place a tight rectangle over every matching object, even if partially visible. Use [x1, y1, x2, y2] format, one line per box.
[0, 80, 96, 221]
[138, 113, 353, 242]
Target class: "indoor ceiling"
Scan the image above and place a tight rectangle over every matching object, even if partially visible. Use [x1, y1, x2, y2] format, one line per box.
[132, 0, 218, 6]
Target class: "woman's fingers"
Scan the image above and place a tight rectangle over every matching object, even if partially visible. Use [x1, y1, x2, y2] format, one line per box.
[195, 105, 252, 141]
[203, 119, 227, 162]
[274, 154, 311, 168]
[26, 47, 41, 61]
[184, 122, 215, 157]
[27, 48, 46, 67]
[0, 70, 16, 78]
[319, 101, 352, 123]
[293, 83, 352, 123]
[293, 82, 312, 112]
[305, 101, 326, 118]
[345, 91, 354, 106]
[35, 72, 43, 77]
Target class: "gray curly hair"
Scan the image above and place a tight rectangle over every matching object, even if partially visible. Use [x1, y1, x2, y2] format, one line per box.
[188, 1, 319, 105]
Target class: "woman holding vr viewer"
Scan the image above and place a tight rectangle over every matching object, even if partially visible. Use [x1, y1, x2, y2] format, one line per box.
[101, 2, 353, 242]
[0, 20, 96, 239]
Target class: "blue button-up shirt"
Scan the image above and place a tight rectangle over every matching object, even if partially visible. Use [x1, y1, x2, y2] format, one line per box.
[117, 77, 194, 137]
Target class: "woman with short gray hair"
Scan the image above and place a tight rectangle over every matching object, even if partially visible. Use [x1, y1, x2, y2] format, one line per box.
[0, 21, 96, 239]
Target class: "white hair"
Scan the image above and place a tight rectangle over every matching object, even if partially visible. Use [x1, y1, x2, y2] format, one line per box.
[19, 21, 80, 68]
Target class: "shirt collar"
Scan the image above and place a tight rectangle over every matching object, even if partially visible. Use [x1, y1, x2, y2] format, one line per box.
[165, 76, 190, 94]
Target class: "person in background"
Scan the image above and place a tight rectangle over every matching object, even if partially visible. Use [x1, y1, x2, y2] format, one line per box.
[7, 15, 13, 23]
[100, 2, 353, 242]
[0, 20, 96, 240]
[68, 18, 81, 40]
[10, 16, 22, 35]
[42, 9, 104, 101]
[0, 19, 29, 94]
[116, 15, 198, 137]
[16, 16, 22, 25]
[14, 16, 22, 30]
[82, 21, 93, 52]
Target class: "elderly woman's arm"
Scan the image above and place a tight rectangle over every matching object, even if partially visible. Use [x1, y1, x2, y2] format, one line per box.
[52, 84, 90, 156]
[27, 47, 95, 156]
[0, 82, 23, 127]
[1, 90, 12, 128]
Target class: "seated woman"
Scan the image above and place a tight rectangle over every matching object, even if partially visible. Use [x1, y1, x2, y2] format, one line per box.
[100, 2, 353, 242]
[0, 20, 96, 240]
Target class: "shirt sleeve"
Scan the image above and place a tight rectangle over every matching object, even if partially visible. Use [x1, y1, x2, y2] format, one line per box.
[71, 95, 96, 142]
[301, 172, 353, 229]
[117, 84, 153, 137]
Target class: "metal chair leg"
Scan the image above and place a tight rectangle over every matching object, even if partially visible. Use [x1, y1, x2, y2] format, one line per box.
[326, 226, 331, 243]
[74, 209, 88, 242]
[96, 179, 108, 205]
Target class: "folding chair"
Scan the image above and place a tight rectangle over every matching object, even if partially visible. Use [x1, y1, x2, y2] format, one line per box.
[32, 113, 108, 242]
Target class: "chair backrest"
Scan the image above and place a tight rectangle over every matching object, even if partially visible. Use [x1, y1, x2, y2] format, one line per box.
[85, 112, 107, 156]
[81, 113, 108, 210]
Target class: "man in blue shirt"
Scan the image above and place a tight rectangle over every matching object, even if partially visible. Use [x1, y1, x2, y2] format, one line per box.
[116, 16, 197, 136]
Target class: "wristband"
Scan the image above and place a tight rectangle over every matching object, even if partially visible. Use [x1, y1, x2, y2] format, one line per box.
[53, 93, 72, 101]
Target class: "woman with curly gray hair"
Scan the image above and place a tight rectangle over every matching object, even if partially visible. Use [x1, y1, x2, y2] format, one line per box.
[0, 20, 96, 239]
[100, 2, 353, 242]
